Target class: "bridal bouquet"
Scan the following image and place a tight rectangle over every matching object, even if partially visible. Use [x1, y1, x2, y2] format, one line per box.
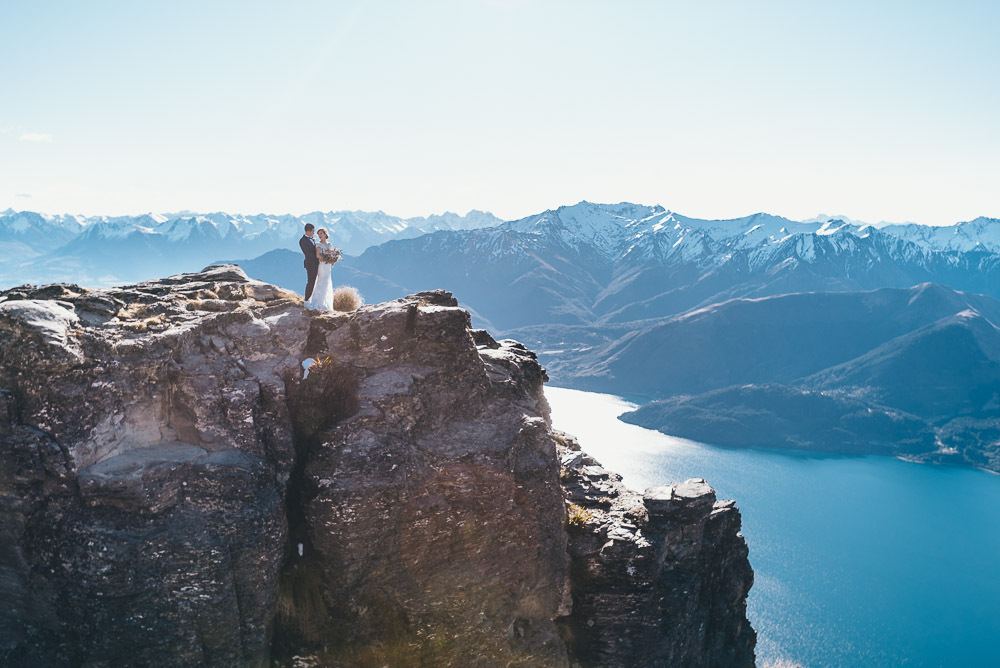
[320, 247, 342, 265]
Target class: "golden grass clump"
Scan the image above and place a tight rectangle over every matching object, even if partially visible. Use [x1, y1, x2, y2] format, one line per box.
[116, 303, 150, 320]
[277, 289, 303, 303]
[567, 503, 593, 527]
[333, 286, 364, 312]
[115, 303, 169, 331]
[124, 314, 167, 333]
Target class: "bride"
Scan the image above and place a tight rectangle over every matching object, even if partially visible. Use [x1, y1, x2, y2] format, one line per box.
[306, 227, 340, 310]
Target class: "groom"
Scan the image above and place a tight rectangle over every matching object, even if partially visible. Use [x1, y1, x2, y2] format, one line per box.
[299, 223, 319, 300]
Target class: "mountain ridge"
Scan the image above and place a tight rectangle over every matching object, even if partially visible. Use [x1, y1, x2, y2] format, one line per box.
[336, 202, 1000, 334]
[6, 202, 1000, 293]
[0, 208, 505, 289]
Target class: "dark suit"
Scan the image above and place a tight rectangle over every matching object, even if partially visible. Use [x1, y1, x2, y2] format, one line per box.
[300, 234, 319, 300]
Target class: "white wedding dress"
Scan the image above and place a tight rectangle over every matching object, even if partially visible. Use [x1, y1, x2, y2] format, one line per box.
[307, 243, 335, 311]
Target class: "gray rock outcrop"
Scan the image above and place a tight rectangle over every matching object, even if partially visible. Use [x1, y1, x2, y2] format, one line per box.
[0, 265, 755, 666]
[559, 436, 755, 667]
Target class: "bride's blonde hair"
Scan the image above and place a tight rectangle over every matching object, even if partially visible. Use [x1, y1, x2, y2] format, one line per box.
[316, 227, 330, 240]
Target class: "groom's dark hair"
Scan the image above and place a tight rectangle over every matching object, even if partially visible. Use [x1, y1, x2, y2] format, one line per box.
[304, 223, 315, 232]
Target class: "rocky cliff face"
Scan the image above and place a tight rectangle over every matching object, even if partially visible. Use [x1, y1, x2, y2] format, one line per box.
[0, 265, 755, 667]
[558, 438, 755, 667]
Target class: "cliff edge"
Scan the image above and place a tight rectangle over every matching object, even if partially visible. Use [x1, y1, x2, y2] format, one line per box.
[0, 265, 755, 667]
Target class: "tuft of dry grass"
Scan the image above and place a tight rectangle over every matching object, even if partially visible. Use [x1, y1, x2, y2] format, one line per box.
[333, 286, 364, 312]
[123, 314, 166, 332]
[275, 562, 330, 645]
[552, 430, 581, 454]
[116, 303, 149, 320]
[567, 503, 593, 527]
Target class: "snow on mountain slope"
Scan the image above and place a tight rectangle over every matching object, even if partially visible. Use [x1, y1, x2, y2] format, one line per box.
[0, 210, 85, 238]
[404, 209, 503, 231]
[0, 208, 504, 288]
[1, 208, 502, 250]
[801, 213, 871, 226]
[392, 203, 1000, 290]
[0, 211, 86, 265]
[504, 201, 664, 256]
[881, 217, 1000, 253]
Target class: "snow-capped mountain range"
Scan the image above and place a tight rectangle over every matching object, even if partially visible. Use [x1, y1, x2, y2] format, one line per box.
[0, 208, 503, 288]
[4, 201, 1000, 296]
[326, 201, 1000, 332]
[502, 203, 1000, 260]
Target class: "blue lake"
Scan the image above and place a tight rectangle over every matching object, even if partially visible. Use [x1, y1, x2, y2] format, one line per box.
[545, 386, 1000, 668]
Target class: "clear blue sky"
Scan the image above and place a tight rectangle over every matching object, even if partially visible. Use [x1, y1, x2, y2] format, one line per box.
[2, 0, 997, 224]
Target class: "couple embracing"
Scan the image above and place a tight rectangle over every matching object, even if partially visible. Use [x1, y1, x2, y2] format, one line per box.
[299, 223, 342, 310]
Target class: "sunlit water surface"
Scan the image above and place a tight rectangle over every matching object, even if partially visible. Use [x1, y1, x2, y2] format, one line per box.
[545, 386, 1000, 667]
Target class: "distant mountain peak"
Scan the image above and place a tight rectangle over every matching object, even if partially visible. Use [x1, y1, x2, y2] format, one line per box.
[802, 213, 870, 226]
